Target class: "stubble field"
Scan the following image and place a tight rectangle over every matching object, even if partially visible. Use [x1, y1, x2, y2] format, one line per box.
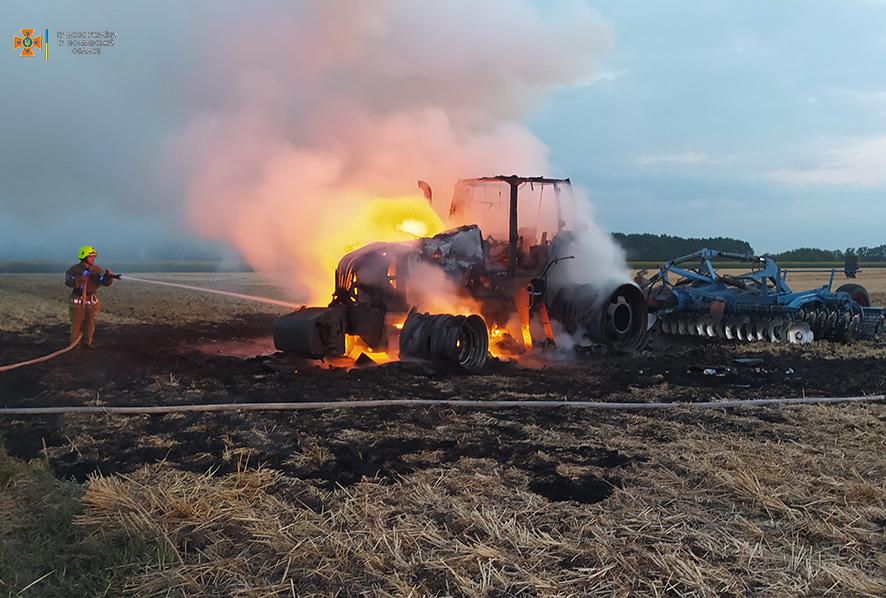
[0, 271, 884, 596]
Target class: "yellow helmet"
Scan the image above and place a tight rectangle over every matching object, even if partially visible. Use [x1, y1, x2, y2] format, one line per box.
[77, 245, 97, 260]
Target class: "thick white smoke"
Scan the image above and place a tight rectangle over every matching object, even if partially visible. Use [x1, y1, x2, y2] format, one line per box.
[174, 0, 622, 303]
[545, 187, 630, 294]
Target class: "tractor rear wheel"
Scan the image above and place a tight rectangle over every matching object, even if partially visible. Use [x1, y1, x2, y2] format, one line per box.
[836, 283, 871, 307]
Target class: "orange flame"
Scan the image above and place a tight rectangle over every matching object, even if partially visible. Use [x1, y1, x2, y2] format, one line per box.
[312, 197, 542, 367]
[345, 334, 394, 364]
[309, 196, 445, 303]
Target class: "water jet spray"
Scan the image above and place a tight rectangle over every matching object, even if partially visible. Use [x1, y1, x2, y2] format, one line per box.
[119, 275, 298, 309]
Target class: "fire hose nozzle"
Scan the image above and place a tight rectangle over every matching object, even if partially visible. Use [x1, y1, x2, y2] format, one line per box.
[86, 271, 121, 281]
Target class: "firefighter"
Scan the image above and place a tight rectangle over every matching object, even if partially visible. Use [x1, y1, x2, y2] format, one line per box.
[65, 245, 114, 348]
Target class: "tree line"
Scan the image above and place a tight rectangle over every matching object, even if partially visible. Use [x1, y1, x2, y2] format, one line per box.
[611, 233, 753, 261]
[612, 233, 886, 262]
[770, 246, 886, 261]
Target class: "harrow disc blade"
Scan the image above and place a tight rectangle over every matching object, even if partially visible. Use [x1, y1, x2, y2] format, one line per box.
[755, 319, 768, 341]
[724, 319, 738, 340]
[749, 319, 761, 342]
[779, 320, 793, 342]
[822, 310, 838, 338]
[695, 316, 716, 338]
[669, 317, 680, 335]
[759, 319, 773, 341]
[850, 312, 861, 333]
[809, 309, 822, 334]
[664, 316, 680, 335]
[844, 313, 861, 342]
[787, 321, 814, 344]
[694, 317, 707, 337]
[806, 311, 820, 335]
[667, 317, 679, 335]
[705, 318, 719, 338]
[736, 317, 753, 342]
[833, 312, 852, 341]
[769, 318, 786, 342]
[677, 317, 690, 336]
[743, 319, 756, 341]
[804, 309, 817, 327]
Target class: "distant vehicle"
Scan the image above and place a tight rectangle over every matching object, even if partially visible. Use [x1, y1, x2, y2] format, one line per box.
[640, 249, 884, 343]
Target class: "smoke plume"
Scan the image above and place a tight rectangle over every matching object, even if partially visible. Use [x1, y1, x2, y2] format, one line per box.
[175, 0, 619, 302]
[545, 189, 630, 295]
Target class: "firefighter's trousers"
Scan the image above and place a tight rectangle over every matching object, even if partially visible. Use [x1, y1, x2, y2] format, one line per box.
[70, 300, 100, 346]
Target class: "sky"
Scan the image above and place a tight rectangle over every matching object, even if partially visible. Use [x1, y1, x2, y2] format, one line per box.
[2, 0, 885, 262]
[533, 1, 886, 252]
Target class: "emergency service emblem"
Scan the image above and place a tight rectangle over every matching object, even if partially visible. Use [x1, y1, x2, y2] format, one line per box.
[13, 28, 43, 57]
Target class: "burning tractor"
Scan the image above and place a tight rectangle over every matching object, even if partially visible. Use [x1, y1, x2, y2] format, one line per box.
[641, 249, 884, 343]
[273, 175, 648, 372]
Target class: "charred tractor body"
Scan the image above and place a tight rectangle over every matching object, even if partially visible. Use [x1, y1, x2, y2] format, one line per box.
[642, 249, 884, 343]
[274, 176, 648, 371]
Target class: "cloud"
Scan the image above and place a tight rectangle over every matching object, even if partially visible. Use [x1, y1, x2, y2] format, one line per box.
[636, 152, 708, 166]
[767, 136, 886, 186]
[572, 69, 627, 88]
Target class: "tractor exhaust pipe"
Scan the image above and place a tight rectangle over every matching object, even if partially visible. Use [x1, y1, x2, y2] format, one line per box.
[548, 282, 648, 352]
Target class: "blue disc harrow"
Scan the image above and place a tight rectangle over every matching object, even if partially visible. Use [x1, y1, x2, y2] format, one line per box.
[640, 249, 884, 343]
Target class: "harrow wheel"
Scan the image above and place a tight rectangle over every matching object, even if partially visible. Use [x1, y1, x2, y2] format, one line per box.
[835, 283, 871, 308]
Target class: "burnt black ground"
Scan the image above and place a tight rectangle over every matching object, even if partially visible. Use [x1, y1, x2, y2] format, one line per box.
[1, 314, 884, 502]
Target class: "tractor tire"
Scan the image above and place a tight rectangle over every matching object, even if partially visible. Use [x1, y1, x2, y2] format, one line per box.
[836, 283, 871, 307]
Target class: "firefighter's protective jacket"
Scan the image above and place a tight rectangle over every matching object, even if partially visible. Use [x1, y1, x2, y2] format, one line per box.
[65, 262, 113, 303]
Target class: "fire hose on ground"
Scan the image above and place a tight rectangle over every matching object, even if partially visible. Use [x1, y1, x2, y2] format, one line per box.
[0, 334, 83, 373]
[0, 395, 882, 416]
